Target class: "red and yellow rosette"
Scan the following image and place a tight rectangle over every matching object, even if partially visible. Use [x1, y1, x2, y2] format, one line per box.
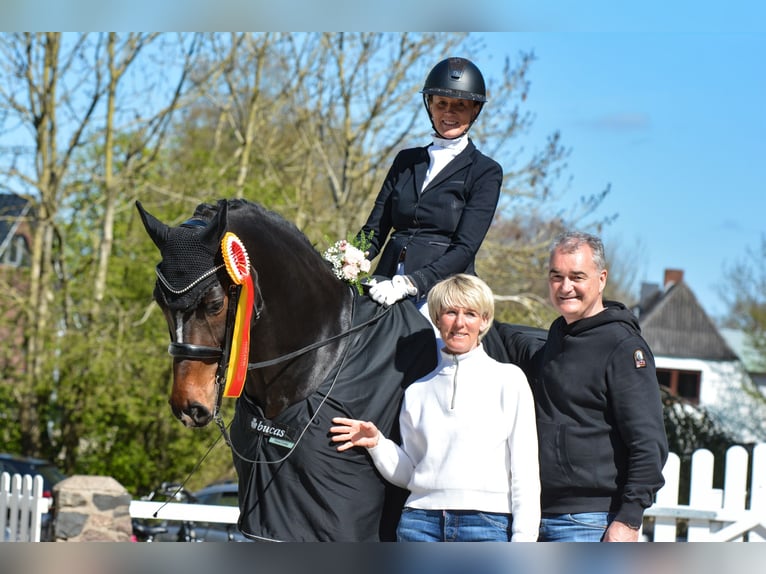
[221, 232, 254, 398]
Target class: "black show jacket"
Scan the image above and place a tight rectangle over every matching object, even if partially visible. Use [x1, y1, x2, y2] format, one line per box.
[360, 139, 502, 298]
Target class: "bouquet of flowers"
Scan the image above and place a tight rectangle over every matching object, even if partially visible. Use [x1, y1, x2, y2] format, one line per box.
[323, 232, 374, 295]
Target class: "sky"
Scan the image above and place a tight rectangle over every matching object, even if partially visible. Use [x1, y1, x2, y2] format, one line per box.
[2, 1, 764, 320]
[479, 31, 765, 319]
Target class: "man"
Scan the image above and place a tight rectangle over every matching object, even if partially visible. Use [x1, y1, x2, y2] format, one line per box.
[498, 231, 668, 542]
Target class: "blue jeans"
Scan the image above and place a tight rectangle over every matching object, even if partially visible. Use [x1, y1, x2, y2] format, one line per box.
[396, 508, 512, 542]
[539, 512, 615, 542]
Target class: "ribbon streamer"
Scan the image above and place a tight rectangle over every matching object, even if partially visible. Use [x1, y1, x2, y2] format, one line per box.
[221, 232, 254, 398]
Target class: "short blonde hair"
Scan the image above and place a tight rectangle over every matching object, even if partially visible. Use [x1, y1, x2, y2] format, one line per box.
[427, 274, 494, 339]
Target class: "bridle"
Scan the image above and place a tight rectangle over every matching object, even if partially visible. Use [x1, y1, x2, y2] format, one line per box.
[158, 265, 262, 413]
[158, 264, 391, 427]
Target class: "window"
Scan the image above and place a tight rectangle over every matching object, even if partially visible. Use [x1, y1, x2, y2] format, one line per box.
[656, 368, 701, 405]
[1, 235, 30, 268]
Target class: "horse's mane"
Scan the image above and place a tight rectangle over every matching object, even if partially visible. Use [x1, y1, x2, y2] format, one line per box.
[195, 198, 330, 272]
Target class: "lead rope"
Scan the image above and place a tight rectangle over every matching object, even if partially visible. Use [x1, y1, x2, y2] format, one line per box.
[147, 430, 225, 518]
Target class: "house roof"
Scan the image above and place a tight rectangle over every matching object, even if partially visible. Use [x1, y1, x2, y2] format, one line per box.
[636, 279, 738, 361]
[0, 193, 31, 259]
[719, 328, 766, 373]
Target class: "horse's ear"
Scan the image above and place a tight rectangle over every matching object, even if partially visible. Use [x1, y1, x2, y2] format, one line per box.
[198, 199, 229, 249]
[135, 200, 170, 250]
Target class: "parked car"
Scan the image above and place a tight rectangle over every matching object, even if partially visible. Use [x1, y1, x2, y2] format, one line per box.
[188, 481, 248, 542]
[132, 480, 248, 542]
[0, 453, 67, 541]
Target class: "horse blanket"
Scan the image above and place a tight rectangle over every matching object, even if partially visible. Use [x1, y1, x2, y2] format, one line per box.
[230, 293, 437, 541]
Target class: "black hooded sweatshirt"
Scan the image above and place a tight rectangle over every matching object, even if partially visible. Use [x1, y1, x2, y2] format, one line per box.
[493, 301, 668, 529]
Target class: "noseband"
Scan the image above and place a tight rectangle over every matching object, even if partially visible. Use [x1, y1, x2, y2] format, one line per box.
[168, 342, 224, 360]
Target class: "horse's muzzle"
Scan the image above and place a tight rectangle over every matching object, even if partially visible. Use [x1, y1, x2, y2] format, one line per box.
[171, 401, 214, 427]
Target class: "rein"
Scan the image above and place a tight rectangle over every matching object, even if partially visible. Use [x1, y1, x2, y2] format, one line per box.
[246, 303, 390, 371]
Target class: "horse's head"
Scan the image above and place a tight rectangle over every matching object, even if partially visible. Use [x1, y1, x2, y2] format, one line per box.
[137, 200, 233, 427]
[138, 198, 356, 429]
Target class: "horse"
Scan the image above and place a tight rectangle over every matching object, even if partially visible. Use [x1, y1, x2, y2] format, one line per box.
[136, 198, 438, 541]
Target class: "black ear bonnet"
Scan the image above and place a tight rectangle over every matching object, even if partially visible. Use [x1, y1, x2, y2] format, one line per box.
[136, 200, 229, 312]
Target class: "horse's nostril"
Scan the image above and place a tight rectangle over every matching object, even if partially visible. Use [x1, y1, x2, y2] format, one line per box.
[188, 403, 212, 425]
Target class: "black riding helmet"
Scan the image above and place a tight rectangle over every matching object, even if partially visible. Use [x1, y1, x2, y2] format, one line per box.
[420, 57, 487, 138]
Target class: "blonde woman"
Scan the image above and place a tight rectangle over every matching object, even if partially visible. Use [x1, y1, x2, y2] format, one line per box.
[330, 274, 540, 541]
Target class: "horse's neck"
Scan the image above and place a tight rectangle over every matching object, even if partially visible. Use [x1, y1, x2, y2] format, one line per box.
[245, 254, 354, 418]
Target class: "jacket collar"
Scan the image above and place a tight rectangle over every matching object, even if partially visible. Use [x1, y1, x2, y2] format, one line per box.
[415, 139, 476, 194]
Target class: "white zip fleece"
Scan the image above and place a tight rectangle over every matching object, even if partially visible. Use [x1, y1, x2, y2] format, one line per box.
[367, 343, 541, 541]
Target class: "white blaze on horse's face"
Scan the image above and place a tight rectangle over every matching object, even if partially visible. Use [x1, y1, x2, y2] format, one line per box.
[165, 302, 223, 428]
[175, 312, 184, 343]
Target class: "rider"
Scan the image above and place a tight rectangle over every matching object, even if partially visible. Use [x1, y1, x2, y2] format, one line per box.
[360, 57, 503, 309]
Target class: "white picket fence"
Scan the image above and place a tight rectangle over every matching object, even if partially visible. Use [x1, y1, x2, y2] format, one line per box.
[129, 444, 766, 543]
[4, 444, 766, 542]
[643, 443, 766, 541]
[130, 444, 766, 543]
[0, 472, 50, 542]
[129, 498, 239, 524]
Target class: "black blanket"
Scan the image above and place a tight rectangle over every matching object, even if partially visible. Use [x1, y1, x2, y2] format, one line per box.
[230, 294, 437, 541]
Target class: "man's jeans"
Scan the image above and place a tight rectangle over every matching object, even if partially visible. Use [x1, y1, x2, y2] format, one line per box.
[396, 507, 512, 542]
[539, 512, 615, 542]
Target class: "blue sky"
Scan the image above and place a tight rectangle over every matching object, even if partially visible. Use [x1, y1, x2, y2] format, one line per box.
[479, 31, 765, 319]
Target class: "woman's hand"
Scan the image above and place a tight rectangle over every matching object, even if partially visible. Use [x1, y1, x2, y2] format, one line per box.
[330, 417, 381, 451]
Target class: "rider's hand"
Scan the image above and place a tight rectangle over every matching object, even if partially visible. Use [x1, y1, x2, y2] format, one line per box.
[369, 275, 417, 306]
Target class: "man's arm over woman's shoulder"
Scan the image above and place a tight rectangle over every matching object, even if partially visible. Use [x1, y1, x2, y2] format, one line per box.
[482, 320, 547, 377]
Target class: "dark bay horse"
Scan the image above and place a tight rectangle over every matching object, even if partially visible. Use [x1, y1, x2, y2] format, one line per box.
[136, 198, 437, 541]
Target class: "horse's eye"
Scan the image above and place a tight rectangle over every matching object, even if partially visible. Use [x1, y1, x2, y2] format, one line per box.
[205, 298, 225, 315]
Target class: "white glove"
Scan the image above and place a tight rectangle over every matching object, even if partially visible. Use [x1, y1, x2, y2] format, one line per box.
[369, 275, 417, 306]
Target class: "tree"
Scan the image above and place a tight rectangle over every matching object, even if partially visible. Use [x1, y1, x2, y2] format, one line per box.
[0, 33, 107, 454]
[158, 33, 469, 236]
[0, 32, 239, 493]
[661, 387, 737, 504]
[154, 33, 608, 314]
[721, 235, 766, 363]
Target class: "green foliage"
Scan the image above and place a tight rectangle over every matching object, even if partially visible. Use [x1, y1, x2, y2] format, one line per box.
[661, 388, 737, 503]
[721, 235, 766, 373]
